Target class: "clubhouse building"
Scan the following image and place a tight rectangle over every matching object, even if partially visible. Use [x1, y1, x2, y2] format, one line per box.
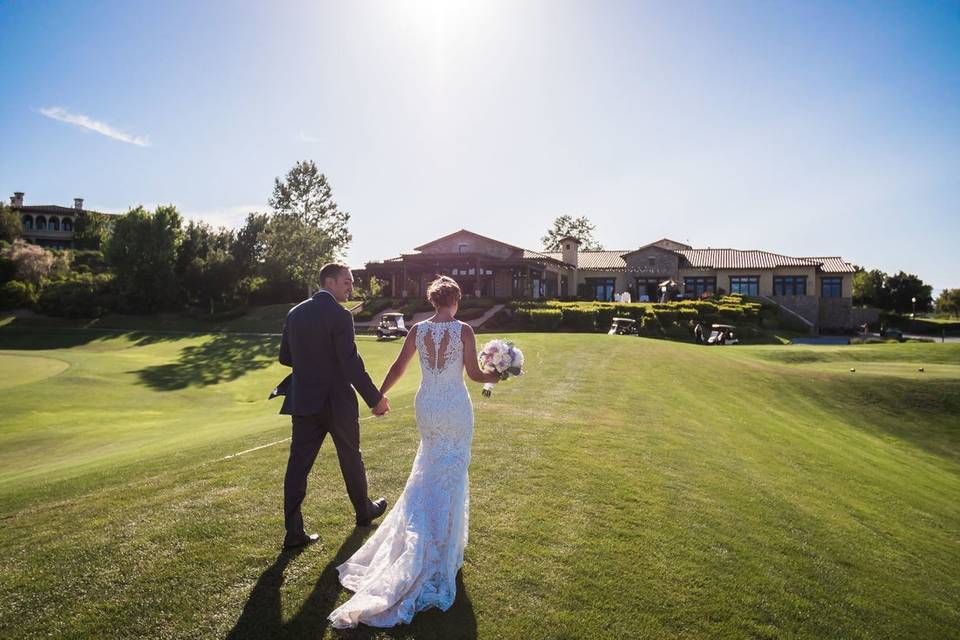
[363, 229, 858, 330]
[9, 192, 104, 249]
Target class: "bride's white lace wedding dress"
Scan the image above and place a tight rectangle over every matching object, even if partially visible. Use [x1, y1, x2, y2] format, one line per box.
[328, 320, 474, 629]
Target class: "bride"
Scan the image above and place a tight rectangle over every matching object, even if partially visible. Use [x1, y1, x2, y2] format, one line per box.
[328, 276, 501, 629]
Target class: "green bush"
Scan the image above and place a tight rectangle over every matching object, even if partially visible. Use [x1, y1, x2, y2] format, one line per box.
[527, 308, 563, 331]
[36, 274, 115, 318]
[560, 306, 597, 331]
[71, 250, 110, 274]
[0, 280, 38, 309]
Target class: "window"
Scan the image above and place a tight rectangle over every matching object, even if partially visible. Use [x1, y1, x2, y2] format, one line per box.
[636, 277, 660, 301]
[511, 268, 526, 296]
[22, 215, 33, 230]
[684, 277, 716, 298]
[62, 217, 73, 232]
[50, 217, 60, 231]
[36, 216, 47, 230]
[647, 256, 656, 266]
[773, 276, 807, 296]
[564, 243, 570, 250]
[821, 277, 842, 298]
[729, 276, 759, 296]
[457, 243, 470, 254]
[586, 278, 616, 301]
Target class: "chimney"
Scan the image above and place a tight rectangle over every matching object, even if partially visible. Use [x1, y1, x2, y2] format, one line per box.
[560, 235, 580, 268]
[74, 198, 84, 211]
[11, 192, 24, 208]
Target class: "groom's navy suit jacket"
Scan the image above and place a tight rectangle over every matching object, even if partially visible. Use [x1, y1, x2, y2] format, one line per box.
[278, 291, 382, 418]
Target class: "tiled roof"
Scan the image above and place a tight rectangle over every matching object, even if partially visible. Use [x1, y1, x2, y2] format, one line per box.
[15, 205, 89, 215]
[522, 249, 570, 266]
[543, 250, 629, 270]
[676, 249, 821, 270]
[803, 257, 856, 273]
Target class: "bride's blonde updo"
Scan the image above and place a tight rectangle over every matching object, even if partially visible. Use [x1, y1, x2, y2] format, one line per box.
[426, 275, 461, 309]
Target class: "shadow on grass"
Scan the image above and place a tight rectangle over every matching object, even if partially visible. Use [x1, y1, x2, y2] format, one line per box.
[227, 528, 477, 640]
[0, 316, 200, 350]
[134, 334, 280, 390]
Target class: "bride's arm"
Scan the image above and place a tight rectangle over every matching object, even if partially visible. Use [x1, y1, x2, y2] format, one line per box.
[379, 324, 419, 396]
[461, 324, 501, 384]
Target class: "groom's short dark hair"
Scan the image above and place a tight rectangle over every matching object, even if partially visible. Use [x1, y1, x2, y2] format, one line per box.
[319, 262, 350, 286]
[320, 262, 350, 287]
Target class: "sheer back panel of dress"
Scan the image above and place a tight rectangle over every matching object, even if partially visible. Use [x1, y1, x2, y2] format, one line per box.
[416, 321, 463, 378]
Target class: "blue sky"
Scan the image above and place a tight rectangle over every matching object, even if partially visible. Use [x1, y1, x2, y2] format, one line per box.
[2, 0, 958, 293]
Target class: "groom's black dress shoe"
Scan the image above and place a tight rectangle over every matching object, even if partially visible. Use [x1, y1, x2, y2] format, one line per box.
[282, 532, 320, 550]
[356, 498, 388, 527]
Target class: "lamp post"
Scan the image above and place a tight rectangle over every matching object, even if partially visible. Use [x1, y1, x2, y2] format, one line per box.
[912, 296, 917, 318]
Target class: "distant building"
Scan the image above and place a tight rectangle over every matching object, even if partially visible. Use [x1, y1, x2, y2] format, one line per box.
[363, 229, 858, 330]
[9, 191, 108, 249]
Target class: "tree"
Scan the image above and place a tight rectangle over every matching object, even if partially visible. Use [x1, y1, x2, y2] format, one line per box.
[935, 289, 960, 318]
[73, 211, 114, 250]
[105, 205, 183, 312]
[852, 267, 887, 308]
[184, 248, 241, 314]
[0, 204, 22, 242]
[232, 212, 270, 277]
[269, 160, 352, 257]
[261, 215, 335, 297]
[541, 215, 603, 251]
[884, 271, 933, 314]
[176, 221, 240, 312]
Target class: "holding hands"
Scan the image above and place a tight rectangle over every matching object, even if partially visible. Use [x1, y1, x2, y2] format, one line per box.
[372, 395, 391, 416]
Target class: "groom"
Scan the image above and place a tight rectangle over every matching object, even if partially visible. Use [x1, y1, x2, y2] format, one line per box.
[278, 262, 391, 550]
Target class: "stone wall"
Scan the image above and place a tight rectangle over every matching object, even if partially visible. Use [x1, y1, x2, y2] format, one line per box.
[772, 294, 819, 328]
[622, 246, 680, 281]
[419, 232, 520, 260]
[850, 306, 880, 328]
[819, 298, 854, 330]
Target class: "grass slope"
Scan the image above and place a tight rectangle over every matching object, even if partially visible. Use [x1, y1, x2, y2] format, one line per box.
[0, 327, 958, 639]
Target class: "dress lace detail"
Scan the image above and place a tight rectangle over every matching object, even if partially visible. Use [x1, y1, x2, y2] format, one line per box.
[329, 320, 473, 629]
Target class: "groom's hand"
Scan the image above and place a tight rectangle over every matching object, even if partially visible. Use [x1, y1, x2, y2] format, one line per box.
[372, 396, 390, 416]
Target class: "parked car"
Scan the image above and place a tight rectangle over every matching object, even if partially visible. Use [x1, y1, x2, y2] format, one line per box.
[707, 324, 738, 345]
[608, 317, 638, 336]
[376, 312, 409, 339]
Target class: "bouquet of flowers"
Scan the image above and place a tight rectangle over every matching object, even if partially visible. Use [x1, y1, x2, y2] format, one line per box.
[478, 339, 524, 397]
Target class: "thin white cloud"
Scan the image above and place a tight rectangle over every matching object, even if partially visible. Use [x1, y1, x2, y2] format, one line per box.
[97, 203, 264, 229]
[182, 204, 265, 229]
[38, 106, 151, 147]
[299, 130, 320, 143]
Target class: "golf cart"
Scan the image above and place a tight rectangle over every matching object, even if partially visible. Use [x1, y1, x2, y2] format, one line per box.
[376, 312, 409, 339]
[608, 317, 638, 336]
[707, 324, 738, 345]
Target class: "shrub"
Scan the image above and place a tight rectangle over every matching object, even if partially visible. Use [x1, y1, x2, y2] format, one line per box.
[560, 306, 597, 331]
[71, 250, 110, 274]
[717, 305, 744, 323]
[36, 273, 115, 318]
[527, 308, 563, 331]
[0, 280, 38, 309]
[652, 306, 680, 325]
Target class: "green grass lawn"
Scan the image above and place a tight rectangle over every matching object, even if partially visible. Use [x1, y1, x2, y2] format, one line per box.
[0, 324, 958, 639]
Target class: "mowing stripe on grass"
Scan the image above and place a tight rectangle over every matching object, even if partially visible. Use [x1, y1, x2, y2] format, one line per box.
[218, 405, 414, 461]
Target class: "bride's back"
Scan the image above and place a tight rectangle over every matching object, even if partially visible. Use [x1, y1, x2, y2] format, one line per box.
[414, 320, 465, 385]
